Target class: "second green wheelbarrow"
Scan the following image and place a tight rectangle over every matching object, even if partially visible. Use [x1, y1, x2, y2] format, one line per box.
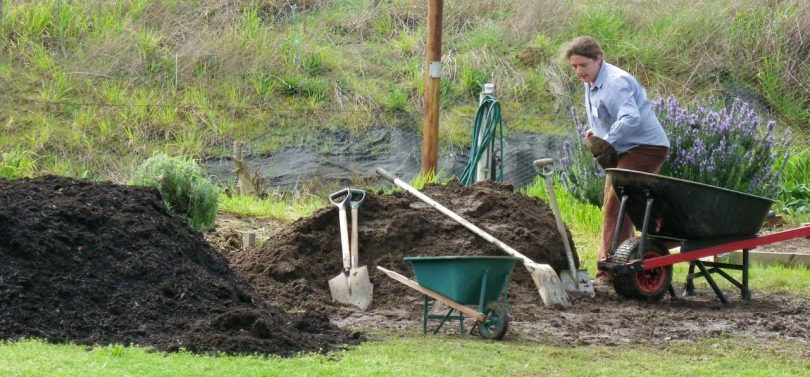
[377, 255, 520, 340]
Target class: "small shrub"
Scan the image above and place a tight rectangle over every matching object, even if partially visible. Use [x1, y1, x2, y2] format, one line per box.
[131, 153, 219, 231]
[655, 97, 791, 196]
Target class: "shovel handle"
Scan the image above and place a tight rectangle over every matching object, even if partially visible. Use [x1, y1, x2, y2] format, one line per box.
[329, 188, 351, 207]
[330, 188, 352, 272]
[533, 158, 554, 176]
[536, 158, 580, 280]
[349, 189, 366, 209]
[376, 167, 395, 182]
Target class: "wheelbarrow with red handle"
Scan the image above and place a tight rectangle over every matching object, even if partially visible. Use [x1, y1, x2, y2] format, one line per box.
[597, 168, 810, 303]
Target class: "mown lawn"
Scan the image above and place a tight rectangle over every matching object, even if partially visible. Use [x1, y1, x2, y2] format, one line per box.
[1, 334, 809, 377]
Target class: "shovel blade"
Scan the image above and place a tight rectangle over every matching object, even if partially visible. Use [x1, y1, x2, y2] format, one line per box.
[524, 262, 571, 308]
[328, 266, 374, 311]
[560, 270, 596, 298]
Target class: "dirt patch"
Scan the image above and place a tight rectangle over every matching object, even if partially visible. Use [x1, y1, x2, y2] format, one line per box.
[229, 180, 810, 345]
[0, 176, 354, 356]
[757, 236, 810, 255]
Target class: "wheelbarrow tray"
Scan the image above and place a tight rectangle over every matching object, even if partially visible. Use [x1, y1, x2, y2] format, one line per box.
[606, 169, 774, 239]
[403, 256, 520, 305]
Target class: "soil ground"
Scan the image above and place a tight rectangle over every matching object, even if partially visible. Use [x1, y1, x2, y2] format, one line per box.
[221, 180, 810, 345]
[2, 176, 808, 358]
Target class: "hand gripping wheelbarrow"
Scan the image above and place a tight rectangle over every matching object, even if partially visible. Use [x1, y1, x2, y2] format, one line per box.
[597, 169, 810, 303]
[377, 255, 520, 340]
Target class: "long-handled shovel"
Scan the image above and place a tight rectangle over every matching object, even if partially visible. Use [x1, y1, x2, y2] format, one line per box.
[376, 168, 570, 308]
[348, 188, 373, 309]
[328, 188, 373, 310]
[534, 158, 595, 297]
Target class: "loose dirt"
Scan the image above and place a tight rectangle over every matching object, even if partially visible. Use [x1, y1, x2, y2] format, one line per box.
[2, 175, 808, 357]
[0, 176, 354, 356]
[228, 180, 810, 345]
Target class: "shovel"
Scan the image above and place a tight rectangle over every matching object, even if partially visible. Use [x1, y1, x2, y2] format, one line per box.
[328, 188, 373, 310]
[348, 188, 373, 309]
[376, 168, 570, 308]
[534, 158, 595, 297]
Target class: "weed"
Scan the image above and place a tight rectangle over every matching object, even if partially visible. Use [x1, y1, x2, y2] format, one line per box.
[384, 84, 408, 112]
[0, 149, 37, 179]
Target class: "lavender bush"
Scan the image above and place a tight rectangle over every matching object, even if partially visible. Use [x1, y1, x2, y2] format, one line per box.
[655, 97, 791, 196]
[559, 107, 605, 208]
[558, 97, 791, 206]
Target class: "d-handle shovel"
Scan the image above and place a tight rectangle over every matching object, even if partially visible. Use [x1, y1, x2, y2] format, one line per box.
[376, 168, 571, 308]
[533, 158, 596, 298]
[347, 189, 373, 310]
[327, 188, 373, 311]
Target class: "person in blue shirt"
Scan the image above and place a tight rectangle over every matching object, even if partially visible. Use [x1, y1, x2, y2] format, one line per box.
[562, 36, 670, 283]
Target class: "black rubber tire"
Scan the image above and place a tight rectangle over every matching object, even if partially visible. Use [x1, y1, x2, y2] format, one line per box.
[478, 301, 509, 340]
[611, 237, 672, 301]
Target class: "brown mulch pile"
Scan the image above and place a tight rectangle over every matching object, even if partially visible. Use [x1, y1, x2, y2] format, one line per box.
[229, 180, 576, 315]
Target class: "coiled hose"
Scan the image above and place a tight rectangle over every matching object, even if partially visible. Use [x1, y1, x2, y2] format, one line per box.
[460, 94, 504, 186]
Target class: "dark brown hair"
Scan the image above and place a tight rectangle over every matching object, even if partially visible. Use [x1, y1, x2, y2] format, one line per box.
[560, 36, 603, 61]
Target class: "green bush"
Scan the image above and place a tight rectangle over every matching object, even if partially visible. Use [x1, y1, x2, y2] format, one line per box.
[131, 153, 219, 231]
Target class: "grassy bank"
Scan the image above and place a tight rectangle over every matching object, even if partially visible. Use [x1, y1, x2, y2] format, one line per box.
[1, 0, 808, 180]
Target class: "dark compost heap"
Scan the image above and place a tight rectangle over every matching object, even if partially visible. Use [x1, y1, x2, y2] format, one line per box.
[0, 176, 353, 356]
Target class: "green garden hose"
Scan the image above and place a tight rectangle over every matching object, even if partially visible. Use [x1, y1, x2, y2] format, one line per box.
[460, 94, 504, 186]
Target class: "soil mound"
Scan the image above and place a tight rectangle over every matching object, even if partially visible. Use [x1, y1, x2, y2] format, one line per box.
[230, 180, 577, 314]
[227, 180, 810, 347]
[0, 176, 353, 356]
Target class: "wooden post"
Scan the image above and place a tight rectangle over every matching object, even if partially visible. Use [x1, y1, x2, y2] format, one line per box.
[421, 0, 443, 177]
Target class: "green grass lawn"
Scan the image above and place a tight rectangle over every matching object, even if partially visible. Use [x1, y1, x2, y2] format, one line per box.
[1, 334, 808, 377]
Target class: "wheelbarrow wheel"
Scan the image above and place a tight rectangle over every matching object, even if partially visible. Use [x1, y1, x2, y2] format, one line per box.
[478, 301, 509, 340]
[611, 237, 672, 301]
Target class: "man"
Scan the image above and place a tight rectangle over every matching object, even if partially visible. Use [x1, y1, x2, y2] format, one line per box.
[562, 36, 670, 282]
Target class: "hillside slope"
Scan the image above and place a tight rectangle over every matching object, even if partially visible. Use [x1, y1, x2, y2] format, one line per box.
[1, 0, 807, 179]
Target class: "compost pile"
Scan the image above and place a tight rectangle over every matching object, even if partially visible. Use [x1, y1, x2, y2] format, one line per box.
[230, 180, 577, 315]
[0, 176, 353, 356]
[230, 179, 810, 346]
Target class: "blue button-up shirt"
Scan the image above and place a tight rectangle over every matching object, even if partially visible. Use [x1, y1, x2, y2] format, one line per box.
[584, 61, 669, 154]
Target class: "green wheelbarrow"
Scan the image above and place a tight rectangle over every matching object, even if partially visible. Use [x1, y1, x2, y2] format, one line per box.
[377, 256, 520, 340]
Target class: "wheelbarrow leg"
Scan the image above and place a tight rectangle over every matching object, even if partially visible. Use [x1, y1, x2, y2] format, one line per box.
[423, 295, 464, 335]
[742, 248, 751, 302]
[694, 261, 728, 304]
[684, 262, 696, 296]
[610, 193, 630, 256]
[433, 307, 463, 335]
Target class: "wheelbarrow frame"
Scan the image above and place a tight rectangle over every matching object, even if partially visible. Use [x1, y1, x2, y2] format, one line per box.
[377, 255, 519, 340]
[597, 169, 810, 303]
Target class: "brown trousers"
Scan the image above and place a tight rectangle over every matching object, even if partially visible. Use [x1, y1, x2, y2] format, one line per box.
[599, 146, 669, 262]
